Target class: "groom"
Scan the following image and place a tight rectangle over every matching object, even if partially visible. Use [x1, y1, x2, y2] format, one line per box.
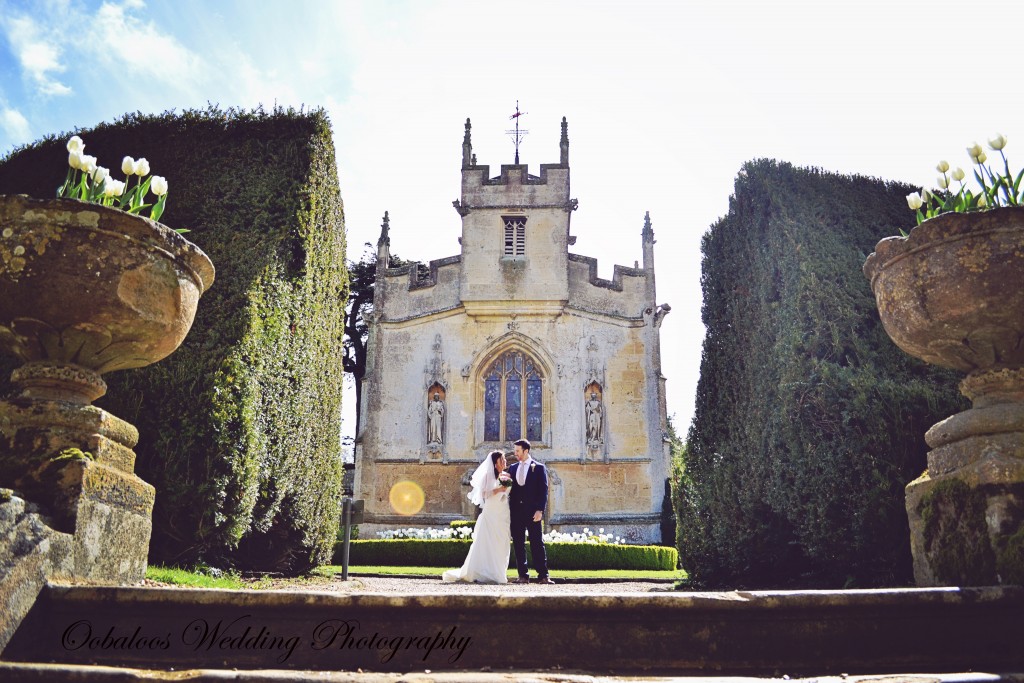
[508, 439, 554, 584]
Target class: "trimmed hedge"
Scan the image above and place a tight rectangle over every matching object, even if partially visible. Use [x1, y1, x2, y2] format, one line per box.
[335, 539, 678, 570]
[677, 160, 966, 589]
[0, 106, 348, 574]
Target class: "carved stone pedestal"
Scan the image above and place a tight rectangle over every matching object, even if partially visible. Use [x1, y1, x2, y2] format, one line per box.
[905, 368, 1024, 586]
[865, 208, 1024, 586]
[0, 363, 154, 561]
[0, 363, 155, 651]
[0, 195, 214, 653]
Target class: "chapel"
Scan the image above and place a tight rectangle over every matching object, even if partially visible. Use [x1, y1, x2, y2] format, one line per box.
[354, 117, 672, 542]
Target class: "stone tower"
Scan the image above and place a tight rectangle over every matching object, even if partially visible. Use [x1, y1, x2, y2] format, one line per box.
[354, 117, 671, 542]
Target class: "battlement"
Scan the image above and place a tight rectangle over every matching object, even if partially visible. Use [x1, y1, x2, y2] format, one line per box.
[567, 252, 649, 320]
[383, 254, 461, 291]
[463, 162, 568, 187]
[567, 253, 647, 292]
[378, 254, 463, 322]
[459, 162, 570, 213]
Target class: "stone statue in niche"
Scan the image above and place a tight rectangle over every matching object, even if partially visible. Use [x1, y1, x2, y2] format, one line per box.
[586, 391, 603, 448]
[427, 392, 445, 446]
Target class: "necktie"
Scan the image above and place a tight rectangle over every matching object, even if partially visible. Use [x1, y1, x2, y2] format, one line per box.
[517, 461, 528, 486]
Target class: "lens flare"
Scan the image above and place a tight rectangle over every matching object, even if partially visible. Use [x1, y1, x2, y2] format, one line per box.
[389, 480, 425, 516]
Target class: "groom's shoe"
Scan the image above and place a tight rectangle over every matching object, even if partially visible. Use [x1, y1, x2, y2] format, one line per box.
[535, 577, 555, 584]
[514, 577, 530, 584]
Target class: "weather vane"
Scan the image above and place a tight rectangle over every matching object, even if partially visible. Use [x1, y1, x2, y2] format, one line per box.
[506, 100, 528, 164]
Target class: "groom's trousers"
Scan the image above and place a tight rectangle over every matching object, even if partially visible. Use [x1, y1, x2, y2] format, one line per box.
[511, 514, 549, 579]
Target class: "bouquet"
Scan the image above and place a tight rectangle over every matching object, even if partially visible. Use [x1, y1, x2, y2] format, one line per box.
[498, 472, 513, 487]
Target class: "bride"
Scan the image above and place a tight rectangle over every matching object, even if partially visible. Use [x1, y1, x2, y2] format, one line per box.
[442, 451, 511, 584]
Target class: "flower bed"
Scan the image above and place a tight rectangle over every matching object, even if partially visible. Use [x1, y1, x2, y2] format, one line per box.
[378, 525, 624, 545]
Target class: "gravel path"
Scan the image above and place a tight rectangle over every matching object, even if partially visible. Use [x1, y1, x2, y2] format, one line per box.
[347, 575, 673, 594]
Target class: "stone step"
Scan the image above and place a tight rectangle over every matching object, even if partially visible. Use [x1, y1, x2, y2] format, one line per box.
[1, 663, 1022, 683]
[2, 583, 1023, 676]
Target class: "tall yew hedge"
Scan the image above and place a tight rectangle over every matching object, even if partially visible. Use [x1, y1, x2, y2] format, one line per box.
[0, 107, 348, 573]
[677, 159, 966, 588]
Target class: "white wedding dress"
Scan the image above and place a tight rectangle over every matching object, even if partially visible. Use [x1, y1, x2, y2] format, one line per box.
[442, 488, 511, 584]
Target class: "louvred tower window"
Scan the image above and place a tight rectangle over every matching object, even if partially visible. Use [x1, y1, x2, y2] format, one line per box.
[502, 216, 526, 257]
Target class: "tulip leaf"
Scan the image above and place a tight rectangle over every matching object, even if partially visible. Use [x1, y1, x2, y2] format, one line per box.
[57, 168, 76, 198]
[974, 169, 987, 189]
[151, 194, 167, 223]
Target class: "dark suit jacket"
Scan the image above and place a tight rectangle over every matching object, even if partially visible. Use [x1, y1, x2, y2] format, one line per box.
[508, 459, 548, 517]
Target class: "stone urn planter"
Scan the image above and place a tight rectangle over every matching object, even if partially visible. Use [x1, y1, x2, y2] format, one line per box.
[0, 195, 214, 586]
[864, 207, 1024, 586]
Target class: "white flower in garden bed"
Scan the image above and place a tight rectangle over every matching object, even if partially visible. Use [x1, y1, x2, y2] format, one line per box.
[543, 527, 624, 544]
[375, 525, 623, 544]
[375, 527, 473, 540]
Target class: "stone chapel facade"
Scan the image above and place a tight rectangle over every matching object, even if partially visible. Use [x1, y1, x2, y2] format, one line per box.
[354, 118, 672, 542]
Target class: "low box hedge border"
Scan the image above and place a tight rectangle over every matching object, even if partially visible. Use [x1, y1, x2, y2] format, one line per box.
[333, 539, 678, 571]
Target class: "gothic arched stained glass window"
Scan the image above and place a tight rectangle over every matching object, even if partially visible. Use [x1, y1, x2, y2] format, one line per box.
[483, 350, 543, 442]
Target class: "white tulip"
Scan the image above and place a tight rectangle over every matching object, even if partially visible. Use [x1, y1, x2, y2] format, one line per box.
[951, 167, 966, 181]
[66, 135, 85, 154]
[988, 133, 1007, 151]
[122, 156, 135, 175]
[68, 150, 83, 170]
[967, 143, 984, 159]
[937, 175, 950, 189]
[977, 195, 988, 208]
[93, 166, 109, 184]
[80, 154, 98, 175]
[936, 160, 950, 173]
[974, 151, 988, 165]
[133, 158, 150, 176]
[921, 188, 933, 202]
[151, 175, 168, 196]
[907, 192, 923, 210]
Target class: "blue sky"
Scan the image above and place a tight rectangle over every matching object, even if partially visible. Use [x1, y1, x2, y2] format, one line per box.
[3, 0, 1024, 442]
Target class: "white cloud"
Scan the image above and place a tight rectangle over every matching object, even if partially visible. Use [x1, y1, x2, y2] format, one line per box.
[1, 14, 71, 96]
[90, 0, 205, 85]
[0, 107, 31, 141]
[0, 0, 204, 100]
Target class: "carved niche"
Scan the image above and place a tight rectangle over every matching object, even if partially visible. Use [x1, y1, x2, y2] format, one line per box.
[423, 334, 450, 461]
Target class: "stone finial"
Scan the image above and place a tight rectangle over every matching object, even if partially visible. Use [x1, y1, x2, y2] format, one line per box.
[377, 211, 390, 248]
[642, 211, 655, 243]
[462, 118, 473, 168]
[560, 117, 569, 165]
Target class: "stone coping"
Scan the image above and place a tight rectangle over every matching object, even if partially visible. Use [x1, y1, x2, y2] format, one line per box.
[34, 583, 1024, 609]
[5, 583, 1023, 675]
[1, 663, 1022, 683]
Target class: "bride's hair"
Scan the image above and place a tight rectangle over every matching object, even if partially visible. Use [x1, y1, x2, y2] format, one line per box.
[489, 450, 503, 478]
